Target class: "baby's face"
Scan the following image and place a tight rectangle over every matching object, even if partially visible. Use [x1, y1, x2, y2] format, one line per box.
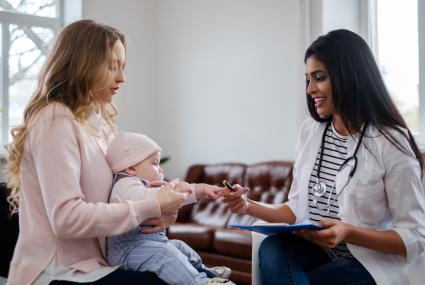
[131, 151, 164, 182]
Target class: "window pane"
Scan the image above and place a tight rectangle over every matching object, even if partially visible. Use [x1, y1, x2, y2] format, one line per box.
[9, 24, 54, 135]
[376, 0, 419, 132]
[0, 0, 57, 18]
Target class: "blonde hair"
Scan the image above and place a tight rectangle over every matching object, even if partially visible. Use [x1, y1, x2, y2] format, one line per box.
[6, 19, 126, 214]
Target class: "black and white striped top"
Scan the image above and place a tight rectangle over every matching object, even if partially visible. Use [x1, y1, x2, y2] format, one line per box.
[308, 123, 352, 258]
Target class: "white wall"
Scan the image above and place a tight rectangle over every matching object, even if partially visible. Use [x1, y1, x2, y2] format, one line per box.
[155, 0, 305, 178]
[308, 0, 364, 41]
[323, 0, 361, 34]
[82, 0, 159, 137]
[82, 0, 309, 178]
[82, 0, 364, 179]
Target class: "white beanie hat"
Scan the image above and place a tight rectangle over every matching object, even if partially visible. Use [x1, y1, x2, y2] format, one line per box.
[106, 132, 162, 173]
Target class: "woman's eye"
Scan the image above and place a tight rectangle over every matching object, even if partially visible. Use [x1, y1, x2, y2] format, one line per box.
[315, 74, 327, 82]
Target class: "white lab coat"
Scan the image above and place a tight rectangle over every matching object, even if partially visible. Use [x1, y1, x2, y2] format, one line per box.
[285, 118, 425, 285]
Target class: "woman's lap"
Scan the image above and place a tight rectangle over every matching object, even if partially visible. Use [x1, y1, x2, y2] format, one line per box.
[307, 256, 375, 285]
[49, 269, 167, 285]
[259, 234, 375, 285]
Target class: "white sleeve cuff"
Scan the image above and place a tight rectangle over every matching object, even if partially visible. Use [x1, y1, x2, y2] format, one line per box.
[182, 184, 197, 205]
[394, 227, 425, 262]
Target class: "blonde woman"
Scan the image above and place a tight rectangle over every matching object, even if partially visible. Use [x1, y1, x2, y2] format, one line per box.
[6, 20, 186, 285]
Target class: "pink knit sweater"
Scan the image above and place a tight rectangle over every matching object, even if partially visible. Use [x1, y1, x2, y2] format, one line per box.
[8, 103, 161, 285]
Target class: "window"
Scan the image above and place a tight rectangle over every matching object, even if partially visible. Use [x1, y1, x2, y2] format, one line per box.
[370, 0, 425, 145]
[0, 0, 61, 148]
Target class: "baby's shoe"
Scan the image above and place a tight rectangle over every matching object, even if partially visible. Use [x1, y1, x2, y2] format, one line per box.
[204, 277, 236, 285]
[207, 266, 231, 279]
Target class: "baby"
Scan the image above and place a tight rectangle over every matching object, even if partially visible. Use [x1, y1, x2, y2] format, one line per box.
[106, 132, 235, 285]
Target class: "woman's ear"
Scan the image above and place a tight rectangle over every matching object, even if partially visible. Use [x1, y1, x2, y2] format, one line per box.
[125, 166, 136, 176]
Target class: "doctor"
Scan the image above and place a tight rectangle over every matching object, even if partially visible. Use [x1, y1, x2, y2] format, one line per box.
[223, 29, 425, 285]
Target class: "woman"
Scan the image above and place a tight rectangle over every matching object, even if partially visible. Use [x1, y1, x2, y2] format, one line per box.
[5, 20, 186, 285]
[224, 29, 425, 285]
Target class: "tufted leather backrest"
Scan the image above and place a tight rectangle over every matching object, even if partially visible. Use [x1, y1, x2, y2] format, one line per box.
[180, 161, 294, 227]
[187, 163, 246, 226]
[226, 161, 293, 226]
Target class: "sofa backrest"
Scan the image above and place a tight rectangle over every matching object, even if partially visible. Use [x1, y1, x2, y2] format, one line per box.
[183, 163, 246, 226]
[227, 161, 293, 226]
[180, 161, 294, 227]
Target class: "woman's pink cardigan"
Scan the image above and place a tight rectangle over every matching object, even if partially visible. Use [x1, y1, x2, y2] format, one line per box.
[8, 104, 161, 285]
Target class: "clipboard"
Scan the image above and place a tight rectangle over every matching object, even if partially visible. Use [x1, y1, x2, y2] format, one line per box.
[229, 219, 322, 236]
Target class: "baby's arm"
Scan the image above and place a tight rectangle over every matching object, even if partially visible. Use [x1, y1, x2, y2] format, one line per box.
[110, 177, 159, 203]
[176, 181, 225, 200]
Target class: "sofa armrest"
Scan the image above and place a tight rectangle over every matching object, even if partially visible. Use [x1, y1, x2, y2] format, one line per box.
[251, 232, 267, 285]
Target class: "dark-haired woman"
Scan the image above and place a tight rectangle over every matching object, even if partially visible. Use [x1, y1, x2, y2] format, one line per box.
[223, 29, 425, 285]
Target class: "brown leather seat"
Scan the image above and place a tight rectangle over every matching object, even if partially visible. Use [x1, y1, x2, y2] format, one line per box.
[168, 161, 293, 285]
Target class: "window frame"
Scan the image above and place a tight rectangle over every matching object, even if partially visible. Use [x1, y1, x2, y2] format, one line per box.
[366, 0, 425, 147]
[418, 0, 425, 147]
[0, 0, 62, 150]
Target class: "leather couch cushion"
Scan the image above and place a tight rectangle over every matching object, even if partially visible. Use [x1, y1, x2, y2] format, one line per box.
[167, 223, 215, 251]
[213, 228, 252, 259]
[177, 161, 294, 285]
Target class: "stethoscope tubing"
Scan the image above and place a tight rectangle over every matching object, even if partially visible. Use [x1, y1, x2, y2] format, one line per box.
[313, 121, 368, 212]
[317, 121, 368, 182]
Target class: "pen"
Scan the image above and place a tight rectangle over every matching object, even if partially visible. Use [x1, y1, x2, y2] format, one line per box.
[222, 180, 236, 192]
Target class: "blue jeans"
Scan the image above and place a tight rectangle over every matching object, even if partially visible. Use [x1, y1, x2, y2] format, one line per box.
[259, 234, 376, 285]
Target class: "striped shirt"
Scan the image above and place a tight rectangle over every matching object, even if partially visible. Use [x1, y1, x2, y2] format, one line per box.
[308, 123, 352, 258]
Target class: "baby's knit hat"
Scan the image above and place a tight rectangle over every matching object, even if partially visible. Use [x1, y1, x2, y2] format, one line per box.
[106, 131, 162, 173]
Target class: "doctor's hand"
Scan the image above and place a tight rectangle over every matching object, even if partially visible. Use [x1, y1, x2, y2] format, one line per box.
[222, 184, 250, 214]
[295, 220, 351, 250]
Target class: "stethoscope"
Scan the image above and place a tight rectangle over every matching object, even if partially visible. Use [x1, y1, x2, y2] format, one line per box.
[312, 121, 368, 215]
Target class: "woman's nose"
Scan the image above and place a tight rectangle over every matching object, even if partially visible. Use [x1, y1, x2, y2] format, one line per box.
[116, 69, 125, 83]
[307, 79, 317, 94]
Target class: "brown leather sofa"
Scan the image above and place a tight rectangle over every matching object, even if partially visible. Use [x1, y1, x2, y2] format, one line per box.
[167, 161, 294, 285]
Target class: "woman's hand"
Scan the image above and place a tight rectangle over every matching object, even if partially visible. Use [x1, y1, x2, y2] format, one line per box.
[222, 184, 250, 214]
[155, 181, 187, 216]
[295, 220, 351, 250]
[140, 214, 178, 233]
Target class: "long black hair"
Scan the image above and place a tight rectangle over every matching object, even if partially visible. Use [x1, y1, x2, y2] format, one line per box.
[304, 29, 423, 174]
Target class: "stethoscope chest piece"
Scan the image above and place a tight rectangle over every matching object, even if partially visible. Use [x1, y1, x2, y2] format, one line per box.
[312, 181, 327, 196]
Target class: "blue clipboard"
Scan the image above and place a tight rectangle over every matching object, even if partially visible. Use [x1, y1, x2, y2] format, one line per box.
[229, 220, 322, 236]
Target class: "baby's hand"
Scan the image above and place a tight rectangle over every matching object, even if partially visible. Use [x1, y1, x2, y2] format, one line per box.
[146, 180, 167, 188]
[175, 181, 194, 195]
[197, 184, 226, 200]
